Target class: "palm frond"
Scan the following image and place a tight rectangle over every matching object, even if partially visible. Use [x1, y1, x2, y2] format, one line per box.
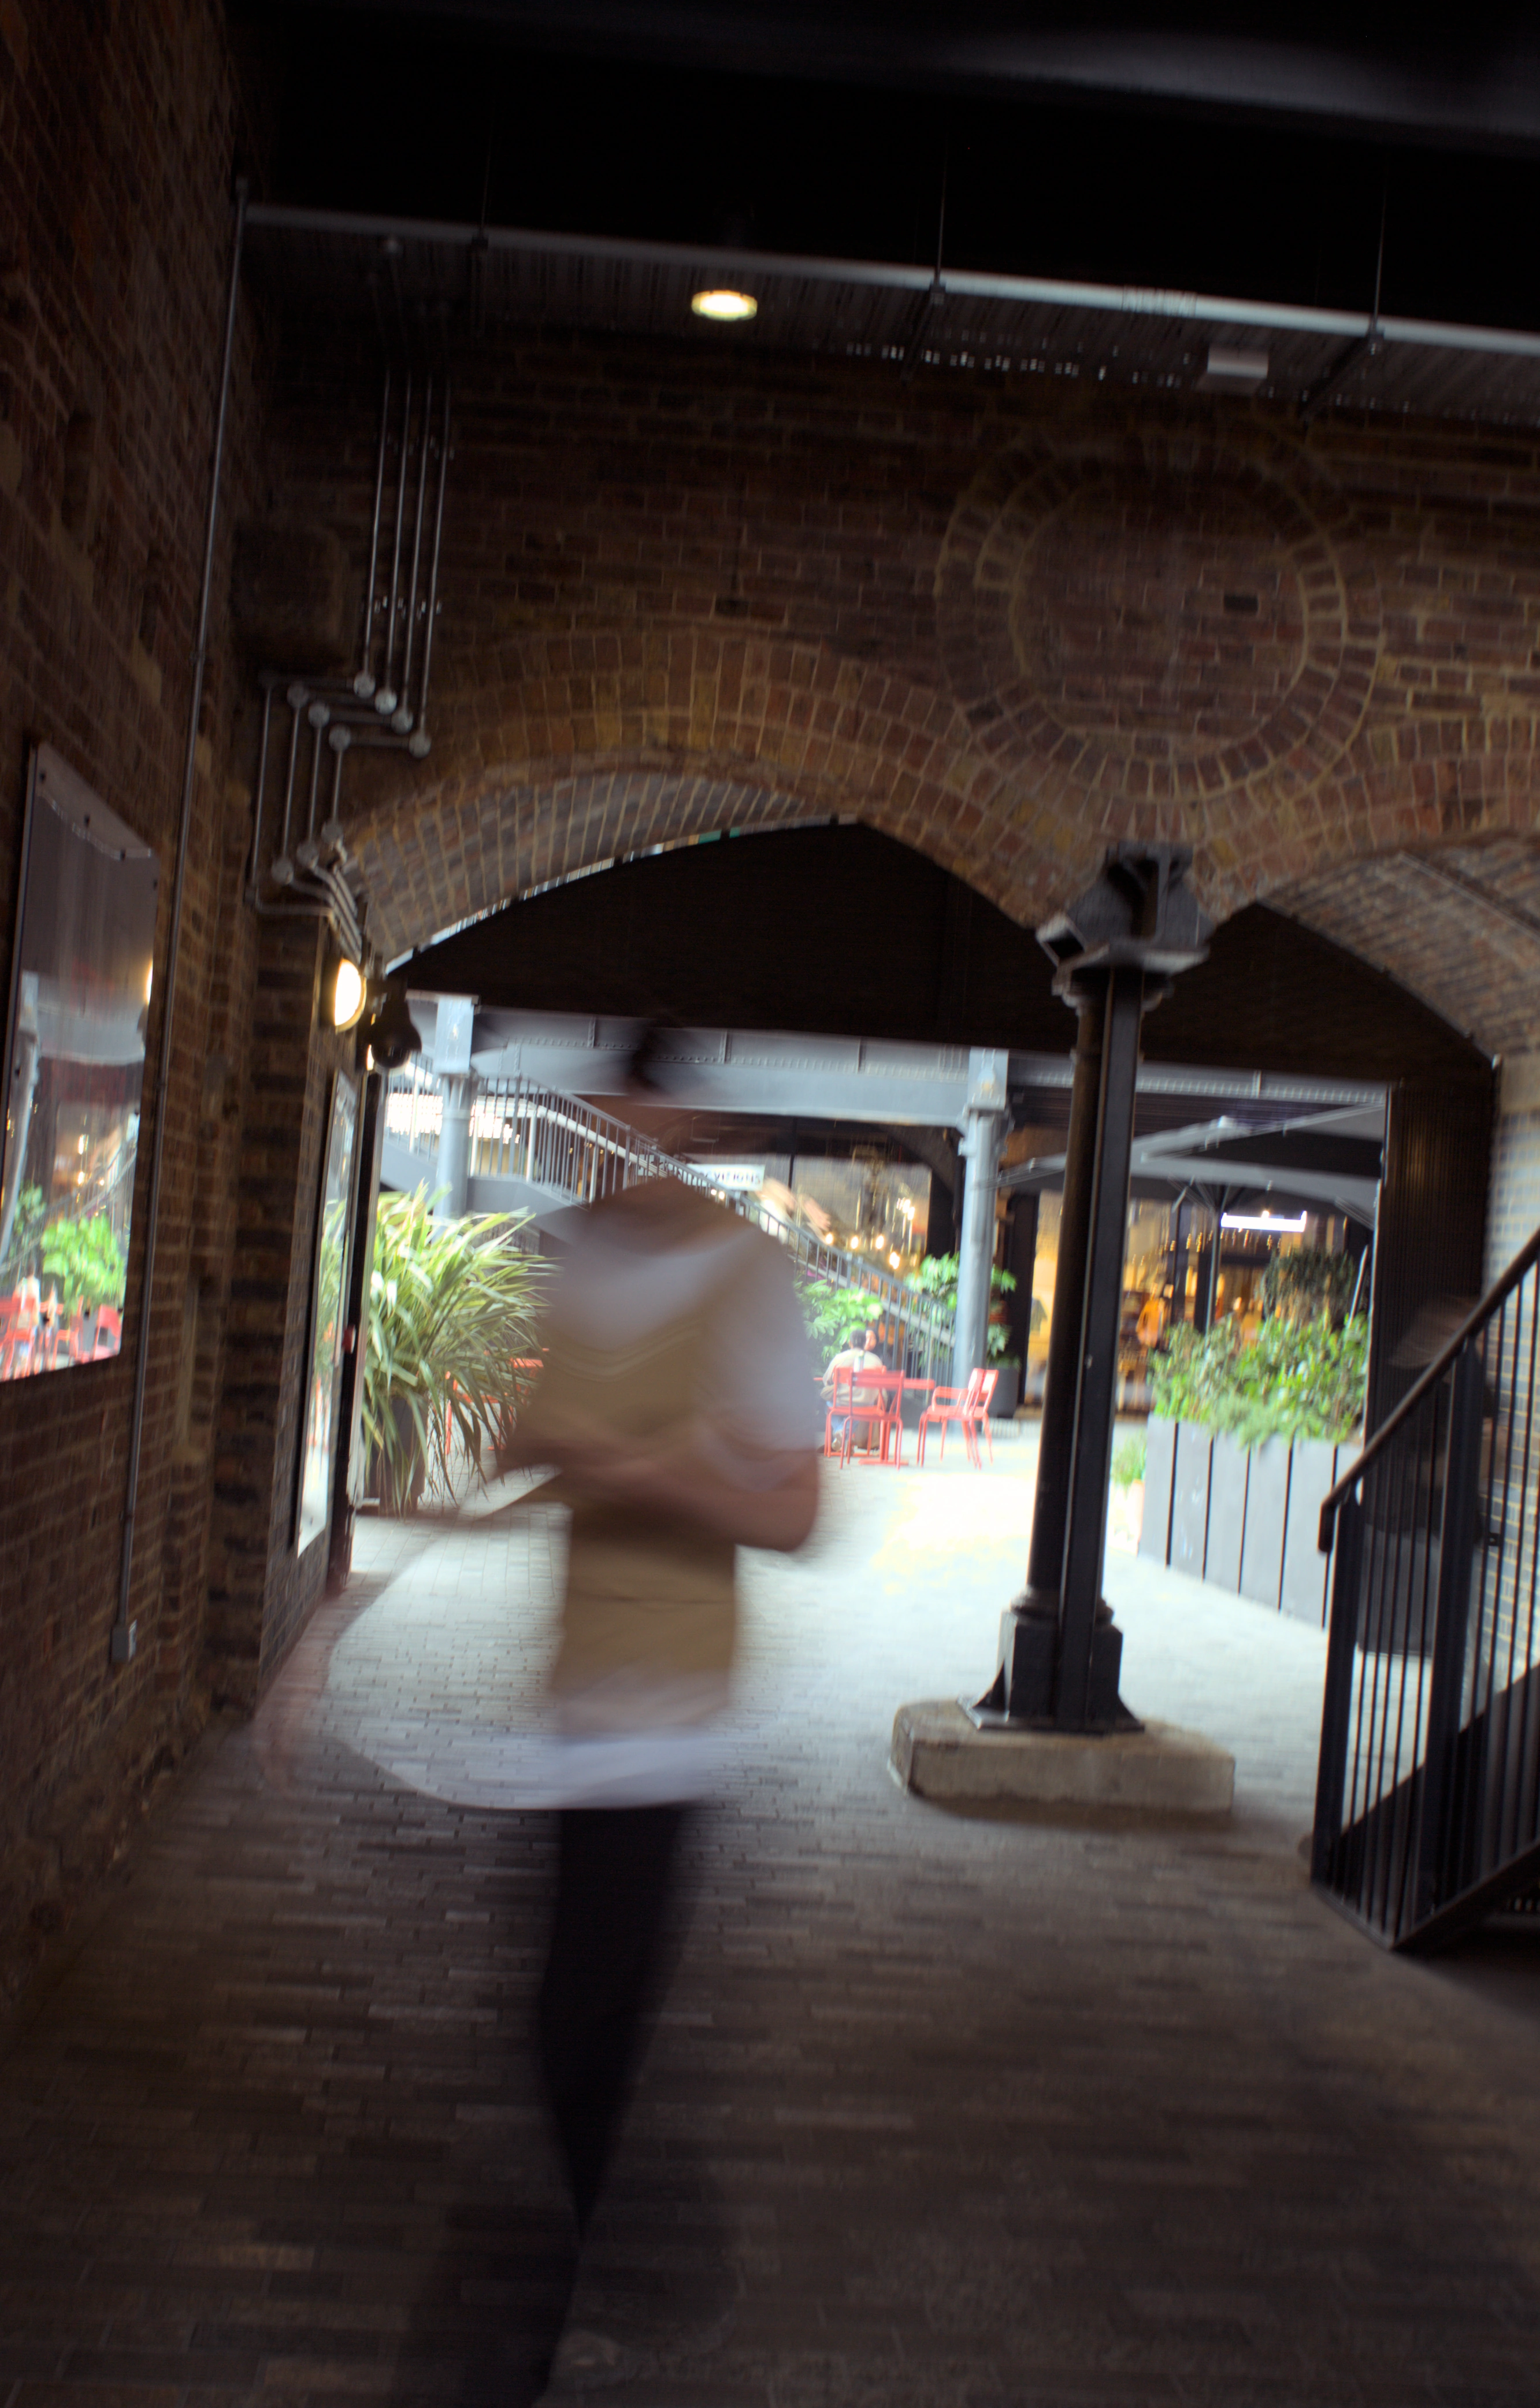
[361, 1190, 548, 1512]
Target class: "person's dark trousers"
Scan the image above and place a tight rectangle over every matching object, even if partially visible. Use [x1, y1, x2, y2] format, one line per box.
[537, 1802, 692, 2236]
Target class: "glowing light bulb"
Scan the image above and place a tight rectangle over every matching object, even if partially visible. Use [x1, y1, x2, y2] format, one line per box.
[691, 288, 758, 323]
[332, 959, 366, 1031]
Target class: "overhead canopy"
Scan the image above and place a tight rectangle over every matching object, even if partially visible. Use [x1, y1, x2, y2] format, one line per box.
[1001, 1101, 1387, 1227]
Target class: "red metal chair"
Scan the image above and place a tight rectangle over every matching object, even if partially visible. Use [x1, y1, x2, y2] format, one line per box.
[824, 1363, 904, 1466]
[917, 1367, 993, 1468]
[0, 1295, 30, 1379]
[964, 1367, 1000, 1465]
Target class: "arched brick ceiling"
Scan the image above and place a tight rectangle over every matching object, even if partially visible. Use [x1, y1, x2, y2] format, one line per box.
[1276, 839, 1540, 1060]
[318, 359, 1540, 992]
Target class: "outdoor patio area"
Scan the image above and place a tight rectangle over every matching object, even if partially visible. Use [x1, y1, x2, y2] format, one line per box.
[5, 1432, 1540, 2405]
[325, 1424, 1331, 1839]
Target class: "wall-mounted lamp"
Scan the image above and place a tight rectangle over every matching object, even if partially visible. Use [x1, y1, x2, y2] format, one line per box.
[357, 978, 422, 1070]
[332, 957, 366, 1032]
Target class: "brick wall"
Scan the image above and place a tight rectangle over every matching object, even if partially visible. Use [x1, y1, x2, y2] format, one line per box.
[0, 0, 269, 1988]
[251, 337, 1540, 1051]
[7, 0, 1540, 1998]
[204, 914, 351, 1709]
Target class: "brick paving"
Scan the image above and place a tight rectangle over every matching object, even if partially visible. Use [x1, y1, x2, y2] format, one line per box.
[5, 1435, 1540, 2405]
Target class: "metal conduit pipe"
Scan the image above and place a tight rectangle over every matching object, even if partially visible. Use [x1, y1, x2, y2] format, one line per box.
[409, 381, 451, 760]
[375, 370, 412, 717]
[354, 368, 391, 700]
[392, 375, 432, 734]
[116, 178, 248, 1657]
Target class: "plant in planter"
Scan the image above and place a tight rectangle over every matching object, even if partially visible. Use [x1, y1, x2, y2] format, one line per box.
[800, 1279, 890, 1362]
[40, 1212, 127, 1317]
[1152, 1312, 1368, 1448]
[906, 1253, 1021, 1344]
[1260, 1245, 1359, 1331]
[361, 1190, 548, 1514]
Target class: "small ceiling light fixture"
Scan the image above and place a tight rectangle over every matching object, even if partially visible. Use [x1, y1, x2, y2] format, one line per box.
[1198, 344, 1270, 394]
[1220, 1208, 1308, 1235]
[691, 287, 758, 324]
[332, 957, 366, 1032]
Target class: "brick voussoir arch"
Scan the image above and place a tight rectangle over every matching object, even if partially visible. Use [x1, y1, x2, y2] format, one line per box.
[346, 624, 1540, 962]
[347, 632, 1142, 960]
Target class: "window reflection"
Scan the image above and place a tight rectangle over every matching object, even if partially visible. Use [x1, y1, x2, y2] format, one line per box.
[296, 1074, 359, 1552]
[0, 746, 157, 1378]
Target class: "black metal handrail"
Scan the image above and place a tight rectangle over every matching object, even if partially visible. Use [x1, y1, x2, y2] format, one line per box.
[1311, 1221, 1540, 1950]
[1319, 1217, 1540, 1553]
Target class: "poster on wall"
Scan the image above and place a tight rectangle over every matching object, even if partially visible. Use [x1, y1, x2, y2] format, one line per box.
[295, 1071, 360, 1553]
[0, 744, 158, 1379]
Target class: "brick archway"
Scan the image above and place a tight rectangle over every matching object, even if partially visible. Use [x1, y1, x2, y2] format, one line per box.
[347, 621, 1540, 967]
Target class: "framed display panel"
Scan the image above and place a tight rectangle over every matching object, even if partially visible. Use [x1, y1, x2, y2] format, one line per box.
[295, 1070, 361, 1553]
[0, 744, 158, 1380]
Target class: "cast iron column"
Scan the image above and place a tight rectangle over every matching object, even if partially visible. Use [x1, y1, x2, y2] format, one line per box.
[951, 1051, 1008, 1390]
[972, 844, 1211, 1732]
[1023, 990, 1105, 1604]
[1055, 961, 1145, 1725]
[437, 1073, 473, 1217]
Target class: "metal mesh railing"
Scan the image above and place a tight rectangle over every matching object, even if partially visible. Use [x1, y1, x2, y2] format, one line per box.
[1313, 1229, 1540, 1948]
[383, 1064, 956, 1381]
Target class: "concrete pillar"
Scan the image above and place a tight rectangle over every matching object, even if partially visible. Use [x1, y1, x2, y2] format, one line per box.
[951, 1050, 1008, 1389]
[436, 1073, 473, 1217]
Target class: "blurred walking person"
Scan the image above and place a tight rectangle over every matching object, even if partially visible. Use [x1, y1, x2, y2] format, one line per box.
[509, 1058, 819, 2392]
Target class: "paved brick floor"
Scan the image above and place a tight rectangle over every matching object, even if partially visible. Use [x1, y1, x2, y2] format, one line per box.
[5, 1436, 1540, 2405]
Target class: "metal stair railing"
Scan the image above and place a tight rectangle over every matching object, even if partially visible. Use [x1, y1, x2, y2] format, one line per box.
[1313, 1222, 1540, 1948]
[383, 1065, 957, 1382]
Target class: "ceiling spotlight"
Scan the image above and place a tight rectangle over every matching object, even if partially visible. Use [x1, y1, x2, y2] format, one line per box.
[691, 288, 758, 323]
[332, 958, 366, 1032]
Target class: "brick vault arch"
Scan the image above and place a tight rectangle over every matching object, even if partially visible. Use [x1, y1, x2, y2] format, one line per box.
[343, 617, 1540, 968]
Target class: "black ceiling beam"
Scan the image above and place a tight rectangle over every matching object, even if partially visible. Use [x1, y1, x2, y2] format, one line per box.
[405, 821, 1489, 1089]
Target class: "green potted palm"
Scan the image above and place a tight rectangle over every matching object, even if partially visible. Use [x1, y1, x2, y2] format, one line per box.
[361, 1191, 548, 1513]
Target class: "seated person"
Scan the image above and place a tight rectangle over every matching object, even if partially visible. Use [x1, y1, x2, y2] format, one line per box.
[822, 1325, 885, 1449]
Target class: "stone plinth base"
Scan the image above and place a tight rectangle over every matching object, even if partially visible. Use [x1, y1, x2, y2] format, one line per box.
[890, 1699, 1234, 1821]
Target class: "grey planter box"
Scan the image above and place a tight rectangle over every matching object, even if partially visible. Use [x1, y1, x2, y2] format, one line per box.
[1141, 1414, 1176, 1564]
[988, 1364, 1021, 1418]
[1281, 1438, 1341, 1627]
[1239, 1436, 1292, 1611]
[1170, 1422, 1214, 1579]
[1204, 1432, 1250, 1594]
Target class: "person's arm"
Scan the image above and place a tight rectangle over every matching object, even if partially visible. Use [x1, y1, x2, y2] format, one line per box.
[529, 1400, 818, 1550]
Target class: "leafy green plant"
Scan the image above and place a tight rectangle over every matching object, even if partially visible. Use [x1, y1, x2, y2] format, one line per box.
[800, 1280, 888, 1362]
[40, 1212, 126, 1312]
[0, 1183, 46, 1287]
[1112, 1434, 1147, 1488]
[1260, 1245, 1359, 1331]
[906, 1253, 1018, 1314]
[1151, 1314, 1368, 1448]
[361, 1191, 548, 1514]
